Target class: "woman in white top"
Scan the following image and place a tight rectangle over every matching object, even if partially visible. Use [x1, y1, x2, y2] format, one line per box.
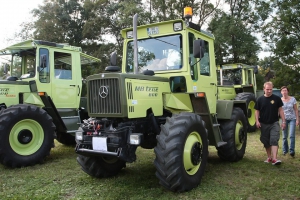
[280, 86, 299, 157]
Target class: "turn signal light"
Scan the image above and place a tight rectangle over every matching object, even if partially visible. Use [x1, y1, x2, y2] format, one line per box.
[196, 92, 205, 97]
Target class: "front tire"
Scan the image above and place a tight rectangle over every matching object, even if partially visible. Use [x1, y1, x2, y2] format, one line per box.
[235, 92, 256, 132]
[217, 107, 247, 162]
[77, 155, 126, 178]
[154, 112, 208, 192]
[0, 104, 55, 168]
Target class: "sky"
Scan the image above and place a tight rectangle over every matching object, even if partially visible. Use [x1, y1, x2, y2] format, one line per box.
[0, 0, 44, 50]
[0, 0, 269, 59]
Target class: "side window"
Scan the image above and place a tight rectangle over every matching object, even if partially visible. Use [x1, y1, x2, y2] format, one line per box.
[188, 32, 198, 81]
[170, 76, 187, 93]
[248, 70, 252, 84]
[39, 48, 50, 83]
[54, 52, 72, 80]
[200, 40, 210, 76]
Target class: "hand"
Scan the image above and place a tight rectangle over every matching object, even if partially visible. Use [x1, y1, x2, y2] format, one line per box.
[281, 123, 286, 130]
[256, 121, 261, 129]
[296, 120, 299, 126]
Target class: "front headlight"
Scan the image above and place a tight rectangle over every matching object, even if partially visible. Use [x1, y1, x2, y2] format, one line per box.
[129, 133, 143, 145]
[75, 131, 83, 141]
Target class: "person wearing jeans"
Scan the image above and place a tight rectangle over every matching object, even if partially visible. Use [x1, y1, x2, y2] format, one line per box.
[280, 86, 299, 157]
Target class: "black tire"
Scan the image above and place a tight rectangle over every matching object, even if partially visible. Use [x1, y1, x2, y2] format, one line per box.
[217, 107, 247, 162]
[56, 132, 76, 146]
[154, 112, 208, 192]
[235, 92, 256, 132]
[0, 104, 55, 168]
[77, 155, 126, 178]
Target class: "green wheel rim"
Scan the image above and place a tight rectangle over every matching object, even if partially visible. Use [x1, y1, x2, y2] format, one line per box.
[9, 119, 44, 156]
[183, 131, 202, 175]
[235, 120, 244, 150]
[248, 100, 256, 126]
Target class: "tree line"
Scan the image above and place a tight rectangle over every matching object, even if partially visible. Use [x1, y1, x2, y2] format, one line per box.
[11, 0, 300, 97]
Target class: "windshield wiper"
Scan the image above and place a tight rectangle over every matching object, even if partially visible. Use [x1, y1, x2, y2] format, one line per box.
[148, 35, 178, 48]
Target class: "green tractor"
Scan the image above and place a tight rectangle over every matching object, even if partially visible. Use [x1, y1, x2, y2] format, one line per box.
[0, 40, 99, 168]
[75, 8, 248, 192]
[217, 63, 258, 132]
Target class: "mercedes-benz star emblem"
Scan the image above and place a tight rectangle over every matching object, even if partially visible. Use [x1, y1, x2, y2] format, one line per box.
[99, 86, 109, 98]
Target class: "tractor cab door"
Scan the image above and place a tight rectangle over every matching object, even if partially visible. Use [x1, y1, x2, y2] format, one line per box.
[50, 50, 80, 110]
[190, 35, 217, 113]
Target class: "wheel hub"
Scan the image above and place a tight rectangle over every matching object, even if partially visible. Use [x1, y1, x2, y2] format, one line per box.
[18, 130, 33, 144]
[247, 109, 252, 118]
[191, 142, 202, 165]
[238, 128, 245, 143]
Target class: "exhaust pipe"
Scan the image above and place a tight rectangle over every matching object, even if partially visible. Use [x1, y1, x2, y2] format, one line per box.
[133, 14, 138, 74]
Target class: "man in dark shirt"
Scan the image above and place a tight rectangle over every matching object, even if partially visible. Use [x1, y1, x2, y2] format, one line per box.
[255, 82, 286, 165]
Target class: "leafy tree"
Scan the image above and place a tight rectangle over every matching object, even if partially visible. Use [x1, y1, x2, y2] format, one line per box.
[208, 0, 261, 65]
[208, 12, 260, 65]
[260, 0, 300, 66]
[147, 0, 219, 29]
[31, 0, 85, 45]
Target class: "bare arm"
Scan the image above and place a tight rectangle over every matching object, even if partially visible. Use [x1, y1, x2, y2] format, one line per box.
[255, 110, 261, 128]
[293, 102, 299, 126]
[279, 107, 286, 130]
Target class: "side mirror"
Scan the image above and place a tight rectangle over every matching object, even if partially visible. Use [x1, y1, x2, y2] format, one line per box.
[40, 54, 47, 69]
[3, 63, 9, 74]
[253, 65, 258, 74]
[193, 39, 205, 59]
[105, 51, 120, 72]
[110, 51, 117, 66]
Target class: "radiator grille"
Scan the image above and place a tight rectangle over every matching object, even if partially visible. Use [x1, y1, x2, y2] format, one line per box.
[88, 78, 121, 114]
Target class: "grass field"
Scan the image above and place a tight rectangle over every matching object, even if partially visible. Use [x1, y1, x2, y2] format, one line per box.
[1, 129, 300, 200]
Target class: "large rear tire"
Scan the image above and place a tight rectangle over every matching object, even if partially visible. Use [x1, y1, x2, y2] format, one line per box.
[0, 104, 55, 168]
[217, 107, 247, 162]
[235, 92, 256, 132]
[77, 155, 126, 178]
[154, 112, 208, 192]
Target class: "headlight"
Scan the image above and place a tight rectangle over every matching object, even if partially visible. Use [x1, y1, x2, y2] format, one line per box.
[127, 31, 133, 38]
[129, 133, 142, 145]
[76, 131, 83, 141]
[173, 22, 182, 31]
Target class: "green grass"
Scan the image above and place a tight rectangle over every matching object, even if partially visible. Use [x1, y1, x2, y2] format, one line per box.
[1, 130, 300, 200]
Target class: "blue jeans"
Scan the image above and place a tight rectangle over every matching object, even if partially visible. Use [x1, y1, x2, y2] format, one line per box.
[282, 119, 296, 154]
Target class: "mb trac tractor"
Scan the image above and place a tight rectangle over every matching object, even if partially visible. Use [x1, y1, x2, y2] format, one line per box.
[75, 7, 248, 192]
[0, 40, 99, 168]
[217, 63, 258, 132]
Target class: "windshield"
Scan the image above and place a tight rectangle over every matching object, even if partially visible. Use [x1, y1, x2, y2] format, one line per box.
[10, 49, 36, 79]
[218, 68, 242, 85]
[126, 34, 182, 73]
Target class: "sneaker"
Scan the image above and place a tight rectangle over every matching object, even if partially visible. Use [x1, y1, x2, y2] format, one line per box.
[272, 159, 282, 165]
[264, 158, 272, 163]
[290, 152, 295, 157]
[283, 152, 287, 156]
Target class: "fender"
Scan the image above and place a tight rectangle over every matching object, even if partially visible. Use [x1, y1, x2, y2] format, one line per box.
[217, 100, 247, 119]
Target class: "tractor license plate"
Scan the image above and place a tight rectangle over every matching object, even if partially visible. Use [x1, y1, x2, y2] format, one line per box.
[147, 27, 159, 35]
[92, 137, 107, 151]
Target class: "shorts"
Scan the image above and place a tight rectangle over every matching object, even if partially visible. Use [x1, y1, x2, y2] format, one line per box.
[260, 122, 280, 148]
